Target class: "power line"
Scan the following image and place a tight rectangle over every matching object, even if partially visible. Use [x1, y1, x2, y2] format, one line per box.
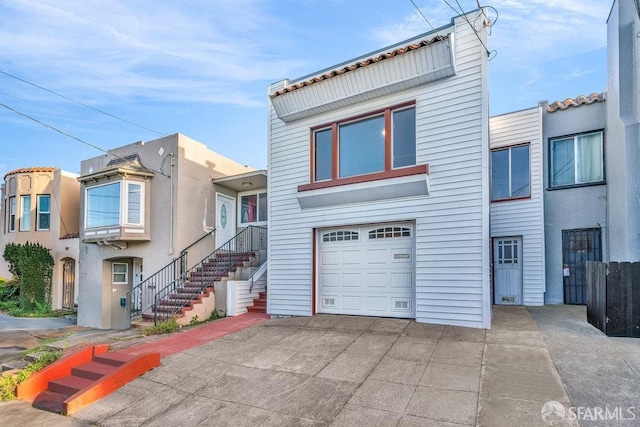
[441, 0, 493, 58]
[0, 101, 167, 177]
[0, 69, 166, 137]
[408, 0, 450, 49]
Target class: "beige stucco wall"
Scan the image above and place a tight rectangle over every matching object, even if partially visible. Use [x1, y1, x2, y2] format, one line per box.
[77, 133, 254, 329]
[0, 168, 80, 309]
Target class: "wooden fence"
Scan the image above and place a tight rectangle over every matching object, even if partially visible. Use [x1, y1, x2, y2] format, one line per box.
[586, 261, 640, 337]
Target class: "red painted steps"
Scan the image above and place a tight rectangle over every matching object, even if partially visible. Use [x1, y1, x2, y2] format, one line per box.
[18, 344, 160, 415]
[247, 289, 267, 313]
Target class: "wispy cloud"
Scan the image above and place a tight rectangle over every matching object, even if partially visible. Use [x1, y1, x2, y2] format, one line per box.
[0, 0, 306, 107]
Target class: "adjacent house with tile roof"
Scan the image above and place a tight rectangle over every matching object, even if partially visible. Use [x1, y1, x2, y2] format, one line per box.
[267, 10, 491, 328]
[0, 167, 80, 310]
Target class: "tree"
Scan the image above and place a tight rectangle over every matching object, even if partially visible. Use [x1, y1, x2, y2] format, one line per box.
[2, 242, 54, 311]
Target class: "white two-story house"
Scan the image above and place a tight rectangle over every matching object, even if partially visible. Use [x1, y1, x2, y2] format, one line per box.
[267, 10, 491, 328]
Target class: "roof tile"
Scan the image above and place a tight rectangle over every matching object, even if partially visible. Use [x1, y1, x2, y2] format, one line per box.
[547, 92, 605, 112]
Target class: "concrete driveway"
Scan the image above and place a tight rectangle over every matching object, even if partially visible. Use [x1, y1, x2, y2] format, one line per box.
[71, 307, 574, 426]
[0, 313, 75, 331]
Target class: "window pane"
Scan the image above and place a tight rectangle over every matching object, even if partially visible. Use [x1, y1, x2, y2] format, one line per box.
[241, 194, 257, 223]
[314, 129, 332, 181]
[491, 149, 510, 200]
[551, 139, 574, 186]
[127, 183, 142, 224]
[9, 197, 15, 231]
[87, 182, 121, 228]
[38, 195, 50, 213]
[339, 115, 385, 178]
[258, 192, 267, 222]
[20, 195, 31, 231]
[576, 133, 603, 183]
[393, 108, 416, 168]
[37, 195, 51, 230]
[510, 145, 530, 197]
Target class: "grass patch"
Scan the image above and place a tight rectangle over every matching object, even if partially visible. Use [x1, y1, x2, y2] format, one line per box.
[141, 318, 180, 336]
[0, 352, 60, 401]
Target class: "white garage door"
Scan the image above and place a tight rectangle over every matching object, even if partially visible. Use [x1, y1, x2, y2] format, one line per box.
[317, 223, 415, 318]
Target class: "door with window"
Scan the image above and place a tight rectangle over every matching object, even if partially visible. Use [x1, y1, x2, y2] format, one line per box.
[215, 193, 236, 249]
[562, 228, 602, 304]
[494, 237, 523, 305]
[111, 260, 131, 329]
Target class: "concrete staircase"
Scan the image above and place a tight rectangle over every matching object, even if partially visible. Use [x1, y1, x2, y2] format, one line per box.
[143, 252, 255, 323]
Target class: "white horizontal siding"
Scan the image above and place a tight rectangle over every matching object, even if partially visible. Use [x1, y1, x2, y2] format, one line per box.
[268, 13, 490, 327]
[489, 107, 545, 305]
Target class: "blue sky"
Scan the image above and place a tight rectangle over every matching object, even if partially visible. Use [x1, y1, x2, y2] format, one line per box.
[0, 0, 611, 177]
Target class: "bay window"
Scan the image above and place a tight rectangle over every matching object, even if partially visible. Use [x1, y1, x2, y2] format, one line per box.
[85, 181, 145, 229]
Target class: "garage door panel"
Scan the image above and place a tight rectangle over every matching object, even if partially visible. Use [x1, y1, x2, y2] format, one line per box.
[391, 272, 413, 288]
[318, 223, 415, 318]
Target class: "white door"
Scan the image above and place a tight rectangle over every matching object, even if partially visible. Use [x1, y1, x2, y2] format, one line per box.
[317, 223, 415, 318]
[494, 237, 523, 305]
[215, 193, 236, 249]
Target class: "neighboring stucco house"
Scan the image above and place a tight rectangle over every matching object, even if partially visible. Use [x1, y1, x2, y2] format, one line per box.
[267, 10, 491, 328]
[76, 133, 265, 329]
[0, 167, 80, 310]
[489, 107, 545, 307]
[540, 94, 607, 305]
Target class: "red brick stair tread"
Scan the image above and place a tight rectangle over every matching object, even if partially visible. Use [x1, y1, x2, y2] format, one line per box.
[92, 352, 134, 367]
[72, 361, 119, 380]
[32, 390, 66, 414]
[48, 375, 95, 396]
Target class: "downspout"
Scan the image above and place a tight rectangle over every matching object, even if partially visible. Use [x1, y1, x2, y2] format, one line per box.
[169, 153, 175, 255]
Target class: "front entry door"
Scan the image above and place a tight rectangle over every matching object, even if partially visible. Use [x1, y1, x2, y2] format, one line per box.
[215, 193, 236, 249]
[494, 237, 523, 305]
[562, 228, 602, 304]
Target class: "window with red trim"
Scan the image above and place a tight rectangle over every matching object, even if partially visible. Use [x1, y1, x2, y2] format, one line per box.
[311, 103, 416, 184]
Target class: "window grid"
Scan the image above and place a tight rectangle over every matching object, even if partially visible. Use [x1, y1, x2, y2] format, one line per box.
[322, 231, 359, 242]
[369, 227, 411, 239]
[112, 263, 128, 284]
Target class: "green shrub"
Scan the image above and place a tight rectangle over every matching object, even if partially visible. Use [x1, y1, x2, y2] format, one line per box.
[208, 309, 221, 321]
[0, 352, 60, 401]
[2, 242, 53, 312]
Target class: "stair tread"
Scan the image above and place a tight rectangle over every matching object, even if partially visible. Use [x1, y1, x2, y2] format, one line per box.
[72, 361, 119, 380]
[49, 375, 95, 395]
[93, 352, 134, 367]
[32, 390, 66, 413]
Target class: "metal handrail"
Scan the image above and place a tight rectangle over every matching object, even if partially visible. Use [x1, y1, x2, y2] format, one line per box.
[127, 229, 215, 321]
[152, 225, 267, 324]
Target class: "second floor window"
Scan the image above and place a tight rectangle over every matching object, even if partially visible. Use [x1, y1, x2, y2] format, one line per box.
[8, 197, 16, 232]
[86, 181, 145, 229]
[313, 103, 416, 182]
[550, 131, 604, 188]
[37, 195, 51, 231]
[20, 195, 31, 231]
[491, 145, 530, 201]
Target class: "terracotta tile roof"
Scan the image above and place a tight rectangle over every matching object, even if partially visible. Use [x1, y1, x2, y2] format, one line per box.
[60, 233, 79, 240]
[270, 35, 450, 98]
[547, 93, 605, 113]
[4, 166, 56, 180]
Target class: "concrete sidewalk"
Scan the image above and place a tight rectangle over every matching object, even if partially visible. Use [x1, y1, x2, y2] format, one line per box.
[62, 306, 575, 426]
[529, 305, 640, 427]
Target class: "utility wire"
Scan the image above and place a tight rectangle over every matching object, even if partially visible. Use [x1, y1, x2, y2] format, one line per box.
[0, 69, 166, 137]
[441, 0, 493, 58]
[409, 0, 450, 49]
[0, 101, 167, 176]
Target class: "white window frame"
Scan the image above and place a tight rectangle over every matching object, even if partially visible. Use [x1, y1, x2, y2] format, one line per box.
[491, 144, 531, 201]
[84, 180, 145, 229]
[8, 196, 16, 232]
[19, 195, 31, 232]
[237, 190, 267, 226]
[112, 262, 128, 285]
[36, 194, 51, 231]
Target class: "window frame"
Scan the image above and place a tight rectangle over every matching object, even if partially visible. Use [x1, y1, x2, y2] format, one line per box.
[8, 196, 16, 233]
[237, 190, 267, 226]
[112, 262, 128, 285]
[36, 194, 51, 231]
[548, 130, 605, 190]
[19, 195, 31, 232]
[84, 179, 146, 229]
[491, 143, 531, 202]
[303, 101, 424, 190]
